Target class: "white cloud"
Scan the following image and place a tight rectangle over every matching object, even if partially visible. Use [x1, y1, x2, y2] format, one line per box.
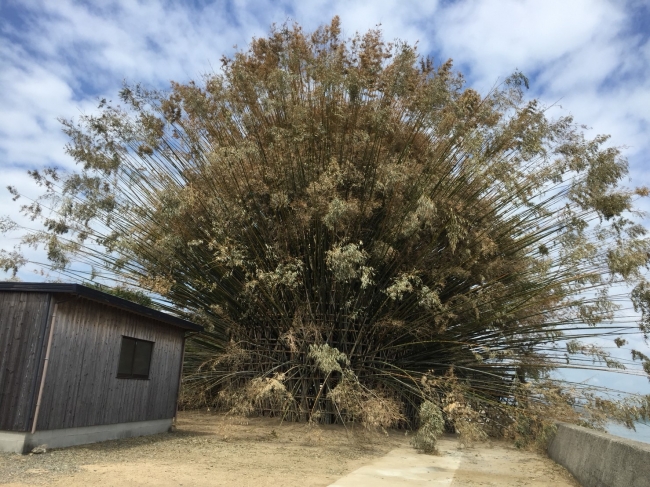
[0, 60, 80, 168]
[433, 0, 624, 85]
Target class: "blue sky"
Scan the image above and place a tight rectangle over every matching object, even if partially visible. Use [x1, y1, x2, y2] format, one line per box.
[2, 0, 650, 399]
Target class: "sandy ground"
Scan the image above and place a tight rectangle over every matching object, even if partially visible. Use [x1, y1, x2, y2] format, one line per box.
[0, 411, 579, 486]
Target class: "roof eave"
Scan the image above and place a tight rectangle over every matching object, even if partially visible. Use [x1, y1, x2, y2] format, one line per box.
[0, 282, 203, 332]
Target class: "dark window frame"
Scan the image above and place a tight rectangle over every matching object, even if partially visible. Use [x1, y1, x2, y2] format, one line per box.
[116, 336, 154, 380]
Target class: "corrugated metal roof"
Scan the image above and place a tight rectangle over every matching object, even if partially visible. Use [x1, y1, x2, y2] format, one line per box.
[0, 282, 203, 332]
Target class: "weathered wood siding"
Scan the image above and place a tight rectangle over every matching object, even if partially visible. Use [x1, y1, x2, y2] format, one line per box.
[0, 292, 51, 431]
[35, 296, 184, 430]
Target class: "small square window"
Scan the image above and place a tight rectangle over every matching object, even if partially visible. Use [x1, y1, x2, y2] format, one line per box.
[117, 336, 154, 379]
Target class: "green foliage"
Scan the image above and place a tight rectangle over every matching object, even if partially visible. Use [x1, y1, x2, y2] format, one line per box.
[4, 18, 650, 441]
[411, 401, 445, 453]
[308, 344, 350, 374]
[512, 415, 557, 450]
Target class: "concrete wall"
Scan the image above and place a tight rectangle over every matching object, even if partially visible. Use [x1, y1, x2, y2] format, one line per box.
[0, 418, 172, 454]
[548, 422, 650, 487]
[0, 431, 31, 453]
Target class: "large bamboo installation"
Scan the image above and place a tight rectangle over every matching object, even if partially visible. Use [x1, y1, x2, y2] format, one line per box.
[6, 18, 650, 445]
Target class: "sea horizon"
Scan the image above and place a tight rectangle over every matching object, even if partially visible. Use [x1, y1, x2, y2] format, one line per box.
[606, 421, 650, 444]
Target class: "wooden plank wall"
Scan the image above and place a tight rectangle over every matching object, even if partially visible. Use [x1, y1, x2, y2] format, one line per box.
[35, 296, 184, 430]
[0, 292, 51, 432]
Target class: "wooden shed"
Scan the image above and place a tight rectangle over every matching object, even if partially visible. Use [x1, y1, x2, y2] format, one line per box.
[0, 282, 202, 453]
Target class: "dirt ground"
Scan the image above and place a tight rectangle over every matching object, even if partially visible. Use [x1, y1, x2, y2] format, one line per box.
[0, 411, 579, 486]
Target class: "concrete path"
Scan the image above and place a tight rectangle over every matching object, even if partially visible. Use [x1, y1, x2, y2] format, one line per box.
[328, 447, 462, 486]
[328, 437, 581, 487]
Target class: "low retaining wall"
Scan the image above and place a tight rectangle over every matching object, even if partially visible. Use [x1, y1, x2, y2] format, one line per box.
[0, 418, 172, 454]
[548, 422, 650, 487]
